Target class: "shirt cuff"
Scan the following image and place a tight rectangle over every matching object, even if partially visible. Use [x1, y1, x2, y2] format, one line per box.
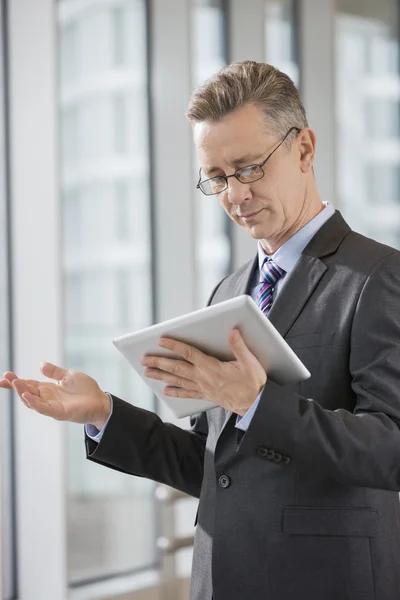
[235, 387, 264, 432]
[85, 393, 114, 443]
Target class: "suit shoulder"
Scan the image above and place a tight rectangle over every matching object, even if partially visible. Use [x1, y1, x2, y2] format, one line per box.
[207, 256, 256, 305]
[338, 229, 400, 273]
[224, 257, 255, 284]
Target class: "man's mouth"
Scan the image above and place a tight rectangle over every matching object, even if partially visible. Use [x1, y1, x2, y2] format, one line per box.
[237, 209, 263, 219]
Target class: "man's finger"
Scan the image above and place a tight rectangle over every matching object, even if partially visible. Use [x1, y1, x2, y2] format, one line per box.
[143, 355, 194, 379]
[6, 376, 39, 387]
[144, 367, 199, 391]
[11, 378, 28, 396]
[164, 386, 204, 399]
[158, 337, 210, 366]
[1, 378, 41, 395]
[3, 373, 42, 388]
[40, 362, 68, 382]
[19, 394, 32, 409]
[21, 394, 61, 419]
[26, 384, 39, 395]
[3, 372, 18, 383]
[0, 378, 13, 390]
[228, 329, 254, 363]
[9, 380, 32, 409]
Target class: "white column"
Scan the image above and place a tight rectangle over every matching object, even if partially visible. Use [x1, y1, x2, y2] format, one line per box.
[150, 0, 197, 425]
[0, 4, 6, 597]
[299, 0, 338, 207]
[8, 0, 67, 598]
[227, 0, 265, 269]
[151, 0, 196, 325]
[150, 0, 198, 582]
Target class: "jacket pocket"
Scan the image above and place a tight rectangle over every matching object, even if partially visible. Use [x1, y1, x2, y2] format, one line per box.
[285, 331, 336, 350]
[283, 505, 379, 537]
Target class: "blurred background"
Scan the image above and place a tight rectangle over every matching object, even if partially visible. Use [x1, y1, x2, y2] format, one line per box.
[0, 0, 399, 598]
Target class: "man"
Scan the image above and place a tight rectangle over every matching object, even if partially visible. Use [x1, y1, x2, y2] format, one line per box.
[2, 61, 400, 600]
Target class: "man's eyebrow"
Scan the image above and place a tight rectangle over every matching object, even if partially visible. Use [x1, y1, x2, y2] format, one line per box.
[204, 152, 265, 177]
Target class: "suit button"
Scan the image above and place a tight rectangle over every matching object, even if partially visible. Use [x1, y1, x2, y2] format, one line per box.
[219, 475, 231, 488]
[266, 450, 275, 460]
[257, 447, 269, 457]
[274, 452, 282, 463]
[283, 456, 291, 465]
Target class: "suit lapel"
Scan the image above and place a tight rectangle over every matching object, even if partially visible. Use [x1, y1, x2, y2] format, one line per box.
[224, 254, 258, 299]
[216, 210, 351, 438]
[221, 210, 351, 338]
[267, 210, 351, 337]
[267, 255, 327, 337]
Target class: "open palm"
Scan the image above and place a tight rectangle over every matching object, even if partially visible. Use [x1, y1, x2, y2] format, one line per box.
[0, 361, 109, 426]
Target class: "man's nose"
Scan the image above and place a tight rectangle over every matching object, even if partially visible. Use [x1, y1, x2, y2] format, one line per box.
[225, 176, 251, 205]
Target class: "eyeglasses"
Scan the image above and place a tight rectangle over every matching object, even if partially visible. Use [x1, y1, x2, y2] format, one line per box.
[196, 126, 301, 196]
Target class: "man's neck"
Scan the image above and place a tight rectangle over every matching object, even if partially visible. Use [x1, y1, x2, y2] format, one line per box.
[260, 201, 325, 256]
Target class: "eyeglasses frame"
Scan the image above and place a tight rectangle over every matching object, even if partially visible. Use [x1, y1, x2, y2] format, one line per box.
[196, 126, 302, 196]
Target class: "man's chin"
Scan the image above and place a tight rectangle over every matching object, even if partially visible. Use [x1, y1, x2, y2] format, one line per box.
[242, 221, 270, 240]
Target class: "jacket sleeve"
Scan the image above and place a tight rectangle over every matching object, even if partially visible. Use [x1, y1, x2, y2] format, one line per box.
[237, 251, 400, 491]
[84, 276, 227, 498]
[85, 396, 208, 498]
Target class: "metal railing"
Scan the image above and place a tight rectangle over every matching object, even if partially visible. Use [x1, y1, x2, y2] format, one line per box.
[155, 485, 195, 600]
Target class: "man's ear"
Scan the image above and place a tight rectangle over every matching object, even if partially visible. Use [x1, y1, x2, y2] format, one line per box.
[298, 128, 316, 174]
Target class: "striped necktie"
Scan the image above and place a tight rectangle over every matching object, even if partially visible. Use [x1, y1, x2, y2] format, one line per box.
[257, 258, 286, 316]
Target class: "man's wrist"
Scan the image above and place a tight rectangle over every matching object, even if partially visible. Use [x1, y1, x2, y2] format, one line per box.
[91, 392, 112, 431]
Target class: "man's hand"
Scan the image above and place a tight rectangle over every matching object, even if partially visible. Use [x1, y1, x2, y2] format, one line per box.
[0, 363, 111, 430]
[141, 328, 267, 415]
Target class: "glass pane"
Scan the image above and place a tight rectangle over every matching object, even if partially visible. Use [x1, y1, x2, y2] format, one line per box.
[192, 0, 231, 308]
[0, 2, 15, 596]
[336, 0, 400, 248]
[58, 0, 156, 584]
[265, 0, 299, 86]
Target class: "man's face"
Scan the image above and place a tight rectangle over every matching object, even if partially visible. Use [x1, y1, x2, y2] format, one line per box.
[194, 103, 315, 248]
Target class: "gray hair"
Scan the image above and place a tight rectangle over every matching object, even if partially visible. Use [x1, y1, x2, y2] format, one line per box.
[185, 60, 308, 146]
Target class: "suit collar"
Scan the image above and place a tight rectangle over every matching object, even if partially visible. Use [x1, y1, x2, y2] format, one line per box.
[257, 201, 336, 276]
[226, 210, 351, 338]
[217, 210, 351, 436]
[268, 210, 351, 336]
[301, 209, 351, 258]
[230, 211, 350, 292]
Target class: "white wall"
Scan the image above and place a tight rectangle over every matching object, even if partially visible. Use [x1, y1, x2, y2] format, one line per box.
[8, 0, 67, 598]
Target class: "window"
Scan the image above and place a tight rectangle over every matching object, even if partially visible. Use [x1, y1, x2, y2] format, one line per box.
[336, 0, 400, 247]
[113, 94, 128, 154]
[61, 21, 80, 84]
[112, 6, 127, 66]
[192, 0, 231, 308]
[265, 0, 299, 87]
[0, 2, 16, 597]
[58, 0, 156, 585]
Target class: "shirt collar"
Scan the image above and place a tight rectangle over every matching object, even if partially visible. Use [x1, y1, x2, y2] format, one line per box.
[258, 202, 336, 278]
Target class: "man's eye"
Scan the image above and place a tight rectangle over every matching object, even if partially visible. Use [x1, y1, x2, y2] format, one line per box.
[238, 165, 262, 180]
[210, 177, 226, 191]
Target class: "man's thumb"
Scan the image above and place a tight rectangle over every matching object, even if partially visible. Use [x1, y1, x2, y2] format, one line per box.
[228, 329, 250, 362]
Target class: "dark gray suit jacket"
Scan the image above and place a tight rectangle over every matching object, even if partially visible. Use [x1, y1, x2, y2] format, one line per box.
[86, 211, 400, 600]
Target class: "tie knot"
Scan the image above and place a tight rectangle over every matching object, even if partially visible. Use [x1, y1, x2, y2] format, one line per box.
[260, 259, 286, 285]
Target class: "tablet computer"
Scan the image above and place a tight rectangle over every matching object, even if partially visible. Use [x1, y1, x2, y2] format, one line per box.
[112, 294, 311, 418]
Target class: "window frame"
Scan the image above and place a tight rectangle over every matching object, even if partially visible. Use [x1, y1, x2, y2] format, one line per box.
[0, 0, 17, 597]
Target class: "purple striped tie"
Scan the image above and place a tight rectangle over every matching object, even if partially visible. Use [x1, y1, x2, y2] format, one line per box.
[257, 258, 286, 315]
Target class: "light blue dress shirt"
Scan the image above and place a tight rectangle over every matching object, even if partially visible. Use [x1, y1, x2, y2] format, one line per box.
[86, 393, 114, 442]
[87, 202, 335, 443]
[236, 201, 335, 431]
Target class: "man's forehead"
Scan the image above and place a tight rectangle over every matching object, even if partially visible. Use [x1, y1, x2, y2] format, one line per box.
[194, 121, 273, 174]
[194, 115, 268, 146]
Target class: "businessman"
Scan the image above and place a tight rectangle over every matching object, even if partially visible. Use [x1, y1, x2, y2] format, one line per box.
[2, 61, 400, 600]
